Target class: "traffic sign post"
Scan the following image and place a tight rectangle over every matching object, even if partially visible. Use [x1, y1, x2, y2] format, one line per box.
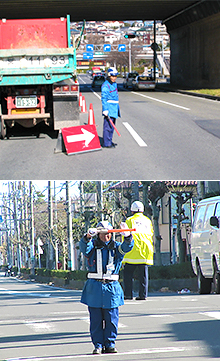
[61, 124, 101, 155]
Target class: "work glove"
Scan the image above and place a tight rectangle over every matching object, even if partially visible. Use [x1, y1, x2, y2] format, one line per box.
[120, 222, 131, 237]
[87, 228, 98, 238]
[103, 110, 109, 117]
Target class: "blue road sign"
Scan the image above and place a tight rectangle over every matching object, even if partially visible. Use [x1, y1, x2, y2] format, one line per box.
[83, 52, 94, 59]
[103, 44, 111, 52]
[86, 44, 94, 52]
[118, 44, 126, 52]
[0, 215, 3, 222]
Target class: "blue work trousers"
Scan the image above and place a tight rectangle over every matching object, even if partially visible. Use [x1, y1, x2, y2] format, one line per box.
[123, 263, 148, 299]
[88, 306, 119, 349]
[103, 116, 116, 147]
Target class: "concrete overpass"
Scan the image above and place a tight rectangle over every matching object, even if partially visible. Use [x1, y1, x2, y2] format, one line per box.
[0, 0, 220, 88]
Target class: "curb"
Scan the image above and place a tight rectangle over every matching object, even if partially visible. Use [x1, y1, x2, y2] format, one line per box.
[156, 83, 220, 101]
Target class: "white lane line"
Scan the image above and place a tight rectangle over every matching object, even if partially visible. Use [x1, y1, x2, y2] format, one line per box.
[123, 122, 147, 147]
[131, 91, 190, 110]
[5, 345, 204, 360]
[200, 311, 220, 319]
[78, 76, 87, 84]
[24, 321, 55, 333]
[90, 89, 101, 99]
[0, 288, 51, 297]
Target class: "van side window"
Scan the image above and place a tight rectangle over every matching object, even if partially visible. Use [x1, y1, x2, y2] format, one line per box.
[215, 202, 220, 218]
[193, 205, 206, 231]
[203, 203, 215, 230]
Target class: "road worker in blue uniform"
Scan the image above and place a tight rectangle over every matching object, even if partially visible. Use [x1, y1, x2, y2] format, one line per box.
[79, 220, 133, 354]
[101, 67, 120, 148]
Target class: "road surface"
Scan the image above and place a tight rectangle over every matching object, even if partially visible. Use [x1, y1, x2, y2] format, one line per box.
[1, 75, 220, 179]
[1, 272, 220, 361]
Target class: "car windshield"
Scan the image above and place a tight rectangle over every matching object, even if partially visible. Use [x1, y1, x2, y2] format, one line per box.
[94, 76, 105, 80]
[128, 73, 137, 78]
[138, 76, 152, 81]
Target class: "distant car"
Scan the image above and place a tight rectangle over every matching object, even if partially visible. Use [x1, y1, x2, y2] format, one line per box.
[91, 75, 105, 88]
[123, 72, 139, 88]
[132, 75, 156, 91]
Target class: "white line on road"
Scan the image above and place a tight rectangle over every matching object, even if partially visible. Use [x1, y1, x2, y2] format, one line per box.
[5, 345, 209, 361]
[123, 122, 147, 147]
[90, 89, 101, 100]
[200, 311, 220, 319]
[131, 91, 190, 110]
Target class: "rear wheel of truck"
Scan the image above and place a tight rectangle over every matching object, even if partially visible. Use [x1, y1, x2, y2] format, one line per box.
[213, 271, 220, 294]
[0, 105, 6, 139]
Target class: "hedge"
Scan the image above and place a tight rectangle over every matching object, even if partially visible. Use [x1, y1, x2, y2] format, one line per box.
[19, 262, 196, 281]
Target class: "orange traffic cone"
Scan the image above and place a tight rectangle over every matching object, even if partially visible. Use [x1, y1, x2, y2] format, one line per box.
[79, 92, 83, 108]
[88, 103, 95, 125]
[81, 96, 87, 113]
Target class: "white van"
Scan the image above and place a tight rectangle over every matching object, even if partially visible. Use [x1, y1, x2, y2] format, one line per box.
[191, 196, 220, 294]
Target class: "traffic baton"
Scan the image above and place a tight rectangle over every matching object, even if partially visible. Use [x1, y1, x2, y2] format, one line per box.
[108, 117, 121, 137]
[108, 228, 136, 233]
[96, 227, 136, 233]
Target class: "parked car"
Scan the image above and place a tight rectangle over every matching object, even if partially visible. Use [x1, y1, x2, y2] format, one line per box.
[190, 196, 220, 294]
[132, 75, 156, 91]
[123, 72, 139, 88]
[91, 75, 105, 88]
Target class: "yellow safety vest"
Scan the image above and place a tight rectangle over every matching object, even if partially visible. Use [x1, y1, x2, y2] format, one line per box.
[122, 212, 154, 265]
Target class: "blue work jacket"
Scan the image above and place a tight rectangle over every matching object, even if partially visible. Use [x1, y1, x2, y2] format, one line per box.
[80, 236, 133, 309]
[101, 79, 121, 119]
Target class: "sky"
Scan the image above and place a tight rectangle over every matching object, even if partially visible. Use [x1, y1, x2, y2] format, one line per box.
[0, 180, 80, 205]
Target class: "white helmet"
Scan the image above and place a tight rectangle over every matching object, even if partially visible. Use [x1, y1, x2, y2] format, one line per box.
[108, 67, 118, 76]
[131, 201, 144, 213]
[97, 220, 113, 232]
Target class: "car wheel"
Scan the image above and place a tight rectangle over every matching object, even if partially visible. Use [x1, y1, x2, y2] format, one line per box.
[197, 263, 212, 294]
[213, 271, 220, 294]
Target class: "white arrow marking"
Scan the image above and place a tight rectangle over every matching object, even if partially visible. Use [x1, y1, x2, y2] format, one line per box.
[66, 128, 95, 147]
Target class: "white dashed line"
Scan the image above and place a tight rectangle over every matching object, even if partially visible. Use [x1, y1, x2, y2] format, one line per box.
[123, 122, 147, 147]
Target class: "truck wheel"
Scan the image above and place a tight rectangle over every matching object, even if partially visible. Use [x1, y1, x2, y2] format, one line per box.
[0, 105, 6, 139]
[197, 263, 212, 294]
[213, 271, 220, 294]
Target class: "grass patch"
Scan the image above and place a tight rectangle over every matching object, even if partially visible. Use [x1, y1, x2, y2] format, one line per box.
[188, 89, 220, 97]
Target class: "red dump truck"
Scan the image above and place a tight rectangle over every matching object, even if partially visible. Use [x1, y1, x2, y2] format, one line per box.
[0, 15, 79, 139]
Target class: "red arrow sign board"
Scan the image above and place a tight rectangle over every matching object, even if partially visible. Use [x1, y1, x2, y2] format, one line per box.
[62, 124, 101, 155]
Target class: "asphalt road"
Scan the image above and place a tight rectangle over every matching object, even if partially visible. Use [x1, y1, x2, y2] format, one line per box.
[1, 74, 220, 180]
[1, 272, 220, 361]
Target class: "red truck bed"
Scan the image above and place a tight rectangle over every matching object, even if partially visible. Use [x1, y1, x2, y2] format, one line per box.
[0, 17, 68, 49]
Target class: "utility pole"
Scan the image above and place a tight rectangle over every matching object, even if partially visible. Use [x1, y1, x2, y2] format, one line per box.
[66, 181, 75, 270]
[29, 181, 35, 277]
[54, 181, 59, 269]
[96, 181, 103, 221]
[48, 181, 54, 269]
[12, 182, 22, 275]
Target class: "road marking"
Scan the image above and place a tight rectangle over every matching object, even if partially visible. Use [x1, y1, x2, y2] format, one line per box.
[25, 321, 55, 333]
[91, 89, 101, 100]
[131, 91, 190, 110]
[123, 122, 147, 147]
[0, 288, 51, 297]
[5, 345, 210, 360]
[200, 311, 220, 319]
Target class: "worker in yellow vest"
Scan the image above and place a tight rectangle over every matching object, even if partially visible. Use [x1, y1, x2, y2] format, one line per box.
[122, 201, 154, 300]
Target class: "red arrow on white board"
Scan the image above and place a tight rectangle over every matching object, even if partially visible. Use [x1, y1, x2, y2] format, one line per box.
[66, 128, 95, 147]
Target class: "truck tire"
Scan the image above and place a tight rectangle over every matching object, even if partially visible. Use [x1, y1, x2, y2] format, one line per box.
[197, 263, 212, 294]
[0, 105, 6, 139]
[213, 271, 220, 294]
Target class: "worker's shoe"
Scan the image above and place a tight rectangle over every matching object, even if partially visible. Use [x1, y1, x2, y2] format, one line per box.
[135, 296, 146, 300]
[92, 348, 103, 354]
[124, 296, 133, 300]
[105, 347, 117, 353]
